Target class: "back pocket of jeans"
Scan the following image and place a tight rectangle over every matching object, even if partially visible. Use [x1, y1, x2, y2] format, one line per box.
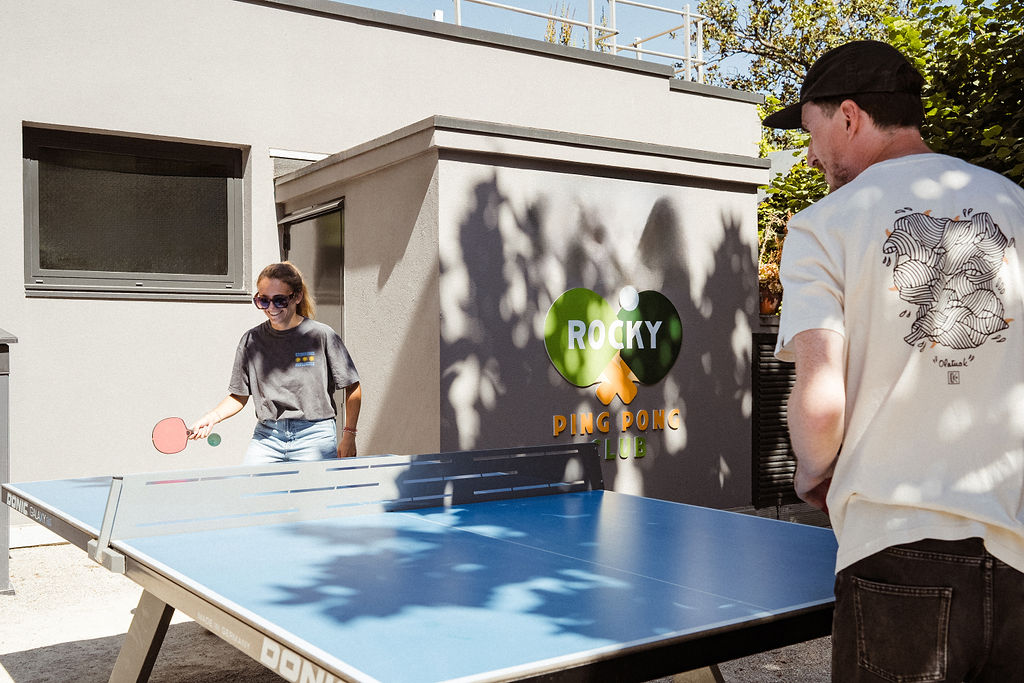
[852, 577, 952, 682]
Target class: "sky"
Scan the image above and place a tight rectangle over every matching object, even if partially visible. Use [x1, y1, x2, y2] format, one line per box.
[346, 0, 705, 75]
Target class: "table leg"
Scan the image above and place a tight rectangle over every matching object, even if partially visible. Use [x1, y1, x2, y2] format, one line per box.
[673, 664, 725, 683]
[108, 589, 175, 683]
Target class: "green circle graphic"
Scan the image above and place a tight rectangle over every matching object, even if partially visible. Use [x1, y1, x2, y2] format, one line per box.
[544, 287, 682, 387]
[617, 291, 683, 384]
[544, 288, 618, 387]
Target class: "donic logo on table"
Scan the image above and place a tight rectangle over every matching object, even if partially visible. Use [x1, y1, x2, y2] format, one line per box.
[544, 287, 682, 405]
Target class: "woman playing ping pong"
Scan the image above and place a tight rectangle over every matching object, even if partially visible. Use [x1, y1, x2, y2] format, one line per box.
[190, 262, 362, 461]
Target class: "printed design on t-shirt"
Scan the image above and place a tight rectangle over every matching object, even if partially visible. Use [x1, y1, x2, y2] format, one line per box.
[882, 209, 1013, 350]
[294, 351, 317, 367]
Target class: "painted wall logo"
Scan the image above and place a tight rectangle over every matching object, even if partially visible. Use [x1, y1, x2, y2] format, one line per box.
[545, 287, 683, 458]
[545, 286, 682, 405]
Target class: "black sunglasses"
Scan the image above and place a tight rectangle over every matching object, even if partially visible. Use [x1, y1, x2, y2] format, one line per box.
[253, 293, 296, 309]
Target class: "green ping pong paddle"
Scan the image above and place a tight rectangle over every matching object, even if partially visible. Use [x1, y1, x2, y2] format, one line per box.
[616, 290, 682, 385]
[152, 417, 220, 454]
[543, 288, 619, 387]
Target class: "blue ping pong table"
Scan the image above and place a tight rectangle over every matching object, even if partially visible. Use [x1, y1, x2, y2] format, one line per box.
[2, 444, 837, 682]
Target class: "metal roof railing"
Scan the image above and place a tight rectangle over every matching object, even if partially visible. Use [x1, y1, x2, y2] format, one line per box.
[450, 0, 706, 82]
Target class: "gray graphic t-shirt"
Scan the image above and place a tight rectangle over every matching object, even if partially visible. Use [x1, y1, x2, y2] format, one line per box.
[229, 318, 359, 422]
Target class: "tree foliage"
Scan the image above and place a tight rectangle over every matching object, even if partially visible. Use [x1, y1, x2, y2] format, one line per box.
[705, 0, 1024, 299]
[710, 0, 918, 298]
[762, 156, 828, 216]
[698, 0, 917, 107]
[757, 152, 828, 294]
[699, 0, 918, 153]
[887, 0, 1024, 185]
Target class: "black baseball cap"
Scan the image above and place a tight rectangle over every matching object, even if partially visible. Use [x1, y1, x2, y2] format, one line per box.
[763, 40, 924, 129]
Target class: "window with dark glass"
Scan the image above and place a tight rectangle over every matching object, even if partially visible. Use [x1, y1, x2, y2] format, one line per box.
[23, 127, 245, 298]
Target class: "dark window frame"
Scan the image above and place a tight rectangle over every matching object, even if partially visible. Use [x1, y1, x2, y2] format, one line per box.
[23, 127, 248, 300]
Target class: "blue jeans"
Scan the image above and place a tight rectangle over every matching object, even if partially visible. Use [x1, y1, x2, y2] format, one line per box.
[243, 418, 337, 464]
[833, 537, 1024, 682]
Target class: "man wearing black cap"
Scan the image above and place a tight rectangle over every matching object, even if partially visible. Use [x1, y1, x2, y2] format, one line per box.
[766, 40, 1024, 679]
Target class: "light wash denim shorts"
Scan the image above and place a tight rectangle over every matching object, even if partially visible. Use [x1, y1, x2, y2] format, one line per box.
[243, 418, 337, 464]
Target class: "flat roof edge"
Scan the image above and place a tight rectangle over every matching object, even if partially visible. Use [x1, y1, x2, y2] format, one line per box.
[429, 116, 771, 169]
[275, 115, 770, 200]
[242, 0, 685, 81]
[670, 79, 765, 105]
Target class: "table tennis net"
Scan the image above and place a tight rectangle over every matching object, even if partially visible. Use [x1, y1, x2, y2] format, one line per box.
[103, 443, 602, 540]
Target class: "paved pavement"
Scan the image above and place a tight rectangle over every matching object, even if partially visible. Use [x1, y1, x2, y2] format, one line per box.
[0, 543, 831, 682]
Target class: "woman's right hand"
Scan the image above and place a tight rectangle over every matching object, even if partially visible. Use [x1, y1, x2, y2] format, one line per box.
[189, 394, 247, 440]
[189, 413, 218, 440]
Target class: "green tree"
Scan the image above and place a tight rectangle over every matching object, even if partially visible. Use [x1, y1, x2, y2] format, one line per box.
[698, 0, 917, 109]
[757, 150, 828, 300]
[696, 0, 915, 302]
[887, 0, 1024, 186]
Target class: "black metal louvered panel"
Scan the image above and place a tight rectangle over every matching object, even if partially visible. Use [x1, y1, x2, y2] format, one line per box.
[752, 333, 800, 508]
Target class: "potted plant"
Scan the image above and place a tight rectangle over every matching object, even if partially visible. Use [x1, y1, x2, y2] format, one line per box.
[758, 204, 786, 315]
[756, 152, 829, 316]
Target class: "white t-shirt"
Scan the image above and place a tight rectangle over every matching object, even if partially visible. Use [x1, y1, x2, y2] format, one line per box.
[776, 153, 1024, 573]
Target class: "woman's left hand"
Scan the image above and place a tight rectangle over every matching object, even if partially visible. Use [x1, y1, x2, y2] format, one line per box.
[337, 430, 357, 458]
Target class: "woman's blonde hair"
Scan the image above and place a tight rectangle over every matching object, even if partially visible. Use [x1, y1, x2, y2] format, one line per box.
[257, 262, 316, 319]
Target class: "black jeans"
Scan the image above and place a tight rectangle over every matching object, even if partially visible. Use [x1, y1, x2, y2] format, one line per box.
[832, 538, 1024, 682]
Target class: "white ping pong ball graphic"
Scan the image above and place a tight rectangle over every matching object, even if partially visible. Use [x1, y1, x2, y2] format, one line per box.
[619, 286, 640, 312]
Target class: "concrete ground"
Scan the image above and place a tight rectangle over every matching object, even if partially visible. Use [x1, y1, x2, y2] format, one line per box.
[0, 543, 831, 682]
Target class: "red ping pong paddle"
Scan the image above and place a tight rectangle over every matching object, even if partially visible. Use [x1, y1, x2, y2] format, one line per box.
[152, 417, 221, 454]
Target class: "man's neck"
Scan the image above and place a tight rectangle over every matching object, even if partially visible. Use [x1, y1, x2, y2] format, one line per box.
[866, 128, 932, 168]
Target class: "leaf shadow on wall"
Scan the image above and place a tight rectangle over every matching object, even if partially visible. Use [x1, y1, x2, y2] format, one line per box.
[440, 169, 757, 507]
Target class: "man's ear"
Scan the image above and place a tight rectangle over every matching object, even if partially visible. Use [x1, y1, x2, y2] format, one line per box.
[840, 99, 864, 137]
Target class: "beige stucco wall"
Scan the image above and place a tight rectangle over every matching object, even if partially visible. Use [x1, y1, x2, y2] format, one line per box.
[436, 155, 760, 506]
[277, 118, 766, 506]
[335, 153, 443, 456]
[3, 0, 765, 540]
